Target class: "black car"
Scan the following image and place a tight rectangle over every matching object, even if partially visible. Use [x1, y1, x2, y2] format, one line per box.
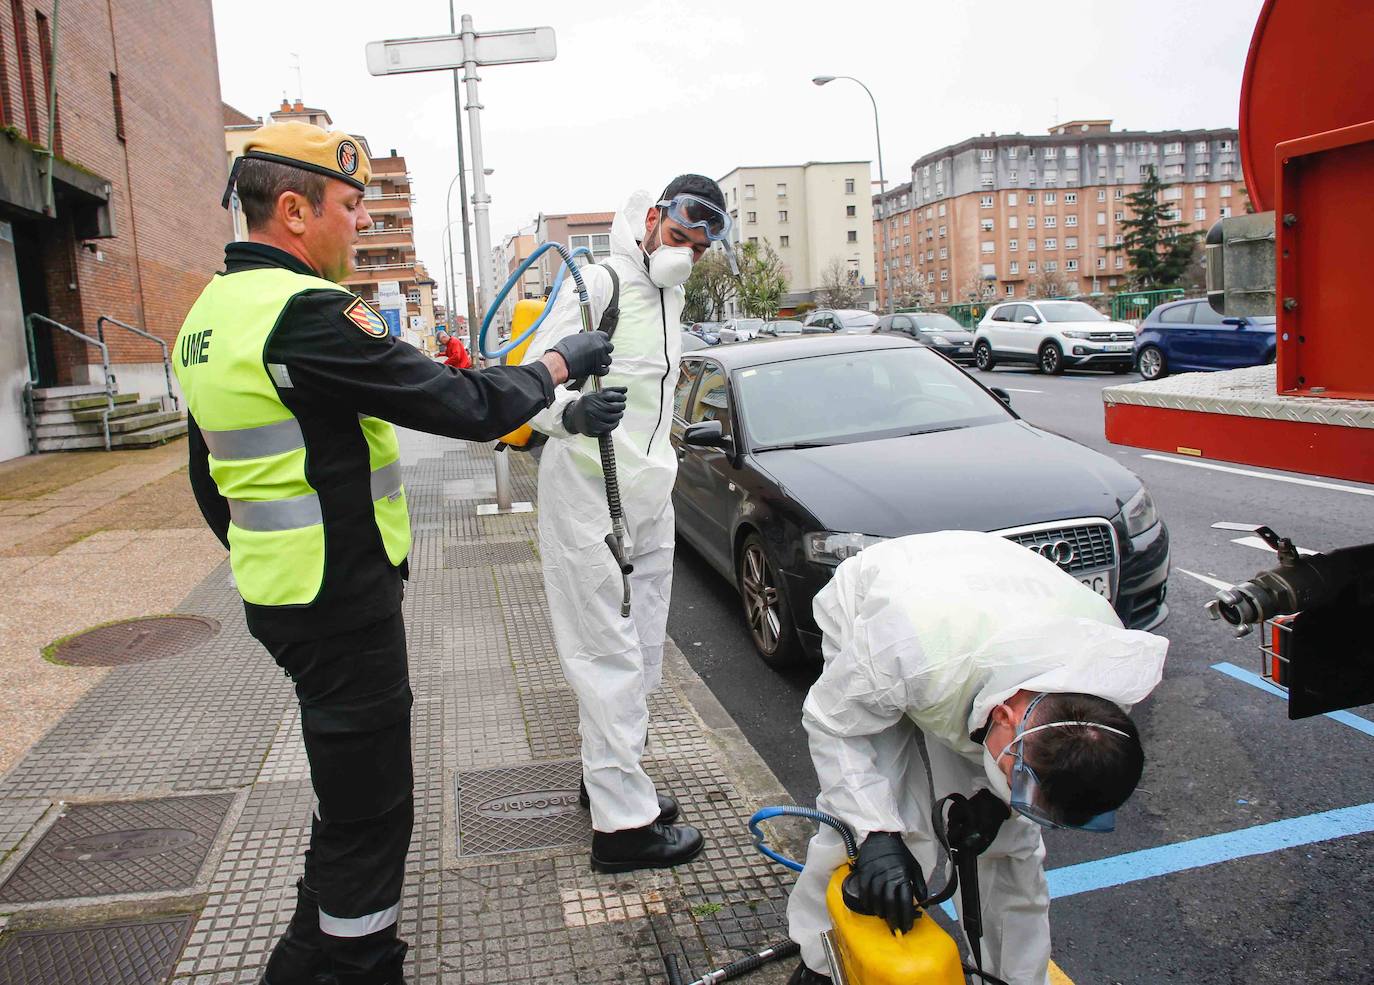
[875, 311, 977, 364]
[670, 334, 1169, 667]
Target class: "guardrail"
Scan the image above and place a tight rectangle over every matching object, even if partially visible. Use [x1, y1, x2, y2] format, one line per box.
[24, 313, 115, 451]
[97, 315, 178, 412]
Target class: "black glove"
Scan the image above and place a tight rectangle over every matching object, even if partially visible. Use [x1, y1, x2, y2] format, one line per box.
[551, 331, 614, 381]
[562, 387, 628, 437]
[855, 831, 927, 934]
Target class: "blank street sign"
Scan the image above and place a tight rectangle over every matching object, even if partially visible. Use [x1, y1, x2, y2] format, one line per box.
[366, 27, 556, 75]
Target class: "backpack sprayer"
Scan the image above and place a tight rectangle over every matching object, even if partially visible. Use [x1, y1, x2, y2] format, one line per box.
[658, 803, 1011, 985]
[479, 243, 633, 617]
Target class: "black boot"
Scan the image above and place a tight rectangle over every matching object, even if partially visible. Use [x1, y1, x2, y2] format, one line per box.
[590, 821, 704, 873]
[579, 777, 680, 824]
[786, 960, 830, 984]
[261, 879, 337, 985]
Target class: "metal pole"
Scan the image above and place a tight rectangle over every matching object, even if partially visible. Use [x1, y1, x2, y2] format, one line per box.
[847, 77, 891, 314]
[449, 1, 478, 359]
[461, 12, 512, 512]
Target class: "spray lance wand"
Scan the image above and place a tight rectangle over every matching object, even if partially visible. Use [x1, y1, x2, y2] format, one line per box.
[479, 242, 633, 616]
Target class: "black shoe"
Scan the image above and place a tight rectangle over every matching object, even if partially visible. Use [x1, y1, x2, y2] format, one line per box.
[261, 879, 334, 985]
[786, 961, 830, 984]
[579, 778, 680, 824]
[590, 821, 705, 873]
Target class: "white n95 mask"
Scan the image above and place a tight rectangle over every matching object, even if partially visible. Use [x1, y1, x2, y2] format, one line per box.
[647, 245, 693, 288]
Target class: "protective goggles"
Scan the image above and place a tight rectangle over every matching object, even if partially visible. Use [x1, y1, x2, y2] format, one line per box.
[656, 194, 733, 242]
[997, 693, 1130, 832]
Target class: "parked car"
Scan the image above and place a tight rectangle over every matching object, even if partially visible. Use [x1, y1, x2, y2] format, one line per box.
[686, 322, 723, 345]
[802, 309, 880, 333]
[759, 320, 805, 337]
[1134, 298, 1276, 380]
[875, 311, 977, 365]
[974, 300, 1136, 374]
[681, 330, 711, 352]
[670, 333, 1169, 667]
[719, 318, 765, 343]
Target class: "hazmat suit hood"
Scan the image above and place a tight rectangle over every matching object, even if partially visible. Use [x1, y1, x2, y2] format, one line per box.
[610, 188, 657, 264]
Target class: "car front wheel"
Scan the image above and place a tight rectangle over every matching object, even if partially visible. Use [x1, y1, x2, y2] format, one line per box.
[738, 532, 801, 669]
[974, 340, 996, 371]
[1138, 345, 1167, 380]
[1039, 341, 1064, 375]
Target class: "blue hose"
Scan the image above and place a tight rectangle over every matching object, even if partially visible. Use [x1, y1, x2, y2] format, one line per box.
[478, 241, 592, 360]
[749, 805, 860, 873]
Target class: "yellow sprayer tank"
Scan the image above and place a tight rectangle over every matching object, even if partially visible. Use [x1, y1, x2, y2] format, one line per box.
[824, 866, 964, 985]
[496, 298, 548, 448]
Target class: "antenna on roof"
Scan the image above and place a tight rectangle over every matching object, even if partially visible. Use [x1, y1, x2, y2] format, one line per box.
[290, 52, 303, 103]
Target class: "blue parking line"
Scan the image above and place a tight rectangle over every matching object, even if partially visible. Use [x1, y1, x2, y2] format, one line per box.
[1211, 661, 1374, 738]
[1045, 802, 1374, 899]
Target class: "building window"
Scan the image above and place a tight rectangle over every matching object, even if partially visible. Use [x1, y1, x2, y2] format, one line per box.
[1195, 164, 1210, 176]
[1096, 189, 1106, 202]
[1009, 261, 1019, 274]
[779, 235, 790, 247]
[1114, 255, 1125, 268]
[1220, 184, 1233, 198]
[1066, 192, 1078, 204]
[1007, 146, 1018, 159]
[980, 148, 995, 161]
[1065, 236, 1078, 249]
[1027, 238, 1037, 251]
[939, 247, 948, 259]
[1028, 261, 1038, 273]
[1097, 235, 1107, 247]
[1096, 256, 1106, 269]
[1065, 214, 1078, 226]
[1115, 233, 1125, 244]
[1044, 147, 1057, 159]
[1026, 216, 1037, 228]
[1219, 206, 1233, 219]
[981, 263, 997, 277]
[938, 225, 947, 237]
[1163, 187, 1183, 200]
[778, 210, 788, 222]
[777, 183, 787, 196]
[1164, 141, 1183, 154]
[1164, 164, 1185, 178]
[1096, 211, 1106, 225]
[1194, 140, 1208, 153]
[592, 233, 610, 257]
[1193, 185, 1207, 198]
[940, 269, 949, 281]
[1009, 171, 1018, 183]
[1009, 239, 1018, 251]
[1044, 192, 1057, 204]
[1219, 139, 1234, 151]
[746, 211, 757, 223]
[926, 271, 935, 283]
[1043, 215, 1057, 228]
[1114, 211, 1125, 221]
[749, 237, 758, 245]
[1044, 238, 1058, 251]
[981, 174, 995, 187]
[847, 230, 857, 242]
[1008, 215, 1019, 230]
[980, 218, 994, 231]
[1045, 260, 1058, 272]
[1108, 277, 1118, 287]
[110, 73, 126, 142]
[745, 184, 755, 199]
[1114, 143, 1126, 155]
[903, 235, 911, 246]
[981, 241, 995, 253]
[1027, 193, 1036, 205]
[1007, 192, 1019, 207]
[846, 205, 856, 217]
[1044, 170, 1058, 182]
[980, 195, 993, 208]
[1115, 165, 1126, 179]
[1065, 146, 1079, 159]
[937, 203, 946, 217]
[940, 290, 949, 302]
[903, 213, 911, 226]
[845, 178, 855, 194]
[1066, 259, 1079, 271]
[1193, 208, 1206, 221]
[1114, 189, 1125, 199]
[1005, 284, 1016, 296]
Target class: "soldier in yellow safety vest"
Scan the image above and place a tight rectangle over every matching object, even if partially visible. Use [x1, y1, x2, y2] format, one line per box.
[175, 122, 617, 985]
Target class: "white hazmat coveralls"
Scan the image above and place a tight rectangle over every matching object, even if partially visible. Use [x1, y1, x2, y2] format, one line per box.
[786, 531, 1167, 983]
[523, 190, 684, 833]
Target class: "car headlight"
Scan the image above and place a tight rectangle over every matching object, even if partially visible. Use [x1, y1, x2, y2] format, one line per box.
[1121, 486, 1159, 537]
[804, 531, 889, 566]
[929, 335, 951, 345]
[1062, 330, 1092, 339]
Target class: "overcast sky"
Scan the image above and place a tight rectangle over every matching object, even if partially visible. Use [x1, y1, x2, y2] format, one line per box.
[213, 0, 1266, 316]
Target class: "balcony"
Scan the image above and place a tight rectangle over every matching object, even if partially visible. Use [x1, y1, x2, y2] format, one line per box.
[364, 195, 413, 214]
[358, 228, 415, 249]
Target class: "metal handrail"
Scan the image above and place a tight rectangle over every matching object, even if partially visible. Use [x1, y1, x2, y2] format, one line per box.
[97, 315, 178, 411]
[24, 313, 115, 451]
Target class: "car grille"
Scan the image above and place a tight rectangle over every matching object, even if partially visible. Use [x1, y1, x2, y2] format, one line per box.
[1087, 331, 1136, 342]
[1000, 521, 1116, 574]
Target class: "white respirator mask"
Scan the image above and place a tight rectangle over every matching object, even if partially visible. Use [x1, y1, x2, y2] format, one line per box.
[642, 210, 694, 288]
[981, 745, 1013, 804]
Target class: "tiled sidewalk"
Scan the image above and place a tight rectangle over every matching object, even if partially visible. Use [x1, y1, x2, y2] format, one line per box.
[0, 432, 806, 985]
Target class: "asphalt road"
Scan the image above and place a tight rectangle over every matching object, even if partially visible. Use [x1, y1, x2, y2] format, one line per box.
[667, 365, 1374, 984]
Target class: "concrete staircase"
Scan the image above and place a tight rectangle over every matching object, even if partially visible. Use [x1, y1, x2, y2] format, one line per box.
[27, 385, 186, 452]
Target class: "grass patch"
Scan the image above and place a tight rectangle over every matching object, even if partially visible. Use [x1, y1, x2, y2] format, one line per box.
[690, 902, 725, 918]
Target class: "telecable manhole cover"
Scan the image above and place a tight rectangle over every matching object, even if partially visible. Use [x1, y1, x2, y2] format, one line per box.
[444, 540, 536, 569]
[0, 914, 196, 985]
[455, 759, 589, 856]
[46, 615, 219, 666]
[0, 794, 232, 903]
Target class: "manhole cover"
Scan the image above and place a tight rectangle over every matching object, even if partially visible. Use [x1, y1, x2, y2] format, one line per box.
[455, 759, 589, 856]
[0, 914, 196, 985]
[0, 794, 232, 903]
[47, 615, 219, 666]
[444, 540, 536, 569]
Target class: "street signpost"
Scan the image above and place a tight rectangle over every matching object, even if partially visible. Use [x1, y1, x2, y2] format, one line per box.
[367, 17, 555, 515]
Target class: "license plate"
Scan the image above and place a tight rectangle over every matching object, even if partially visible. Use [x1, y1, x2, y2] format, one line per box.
[959, 345, 973, 352]
[1107, 343, 1132, 352]
[1079, 568, 1114, 602]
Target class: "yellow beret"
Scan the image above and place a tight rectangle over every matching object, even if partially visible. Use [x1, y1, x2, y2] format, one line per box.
[222, 121, 371, 207]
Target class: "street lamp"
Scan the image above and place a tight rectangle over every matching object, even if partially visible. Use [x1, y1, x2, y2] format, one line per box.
[443, 167, 493, 349]
[813, 74, 892, 313]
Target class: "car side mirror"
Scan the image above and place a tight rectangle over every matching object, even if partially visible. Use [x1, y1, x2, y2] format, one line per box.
[1021, 315, 1040, 324]
[683, 420, 733, 450]
[990, 387, 1012, 406]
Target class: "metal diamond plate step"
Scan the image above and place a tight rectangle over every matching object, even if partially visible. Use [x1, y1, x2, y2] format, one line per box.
[0, 914, 195, 985]
[455, 760, 589, 856]
[0, 794, 233, 903]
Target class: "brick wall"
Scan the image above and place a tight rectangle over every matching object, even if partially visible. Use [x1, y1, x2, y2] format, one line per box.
[0, 0, 229, 382]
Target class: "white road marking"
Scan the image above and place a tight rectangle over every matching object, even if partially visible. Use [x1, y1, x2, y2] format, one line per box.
[1177, 569, 1234, 591]
[1141, 454, 1374, 498]
[1231, 536, 1317, 556]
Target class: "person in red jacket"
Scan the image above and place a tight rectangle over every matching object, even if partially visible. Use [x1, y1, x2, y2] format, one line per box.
[434, 330, 472, 369]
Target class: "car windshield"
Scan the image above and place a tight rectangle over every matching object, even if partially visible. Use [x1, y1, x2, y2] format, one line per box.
[1036, 301, 1109, 323]
[912, 313, 964, 333]
[735, 346, 1010, 449]
[839, 312, 879, 330]
[735, 319, 764, 332]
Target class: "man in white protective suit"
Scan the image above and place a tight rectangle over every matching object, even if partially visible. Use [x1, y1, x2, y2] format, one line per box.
[523, 175, 731, 872]
[785, 530, 1168, 984]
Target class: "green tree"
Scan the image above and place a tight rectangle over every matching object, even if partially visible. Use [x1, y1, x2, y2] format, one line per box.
[1110, 166, 1199, 288]
[732, 240, 788, 319]
[683, 250, 735, 321]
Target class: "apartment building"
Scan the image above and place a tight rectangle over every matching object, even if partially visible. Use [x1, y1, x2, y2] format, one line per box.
[719, 161, 875, 309]
[0, 0, 229, 460]
[874, 121, 1241, 306]
[488, 227, 541, 338]
[533, 210, 614, 288]
[341, 149, 435, 333]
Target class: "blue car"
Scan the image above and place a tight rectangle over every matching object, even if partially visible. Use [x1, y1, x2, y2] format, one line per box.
[1135, 298, 1275, 380]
